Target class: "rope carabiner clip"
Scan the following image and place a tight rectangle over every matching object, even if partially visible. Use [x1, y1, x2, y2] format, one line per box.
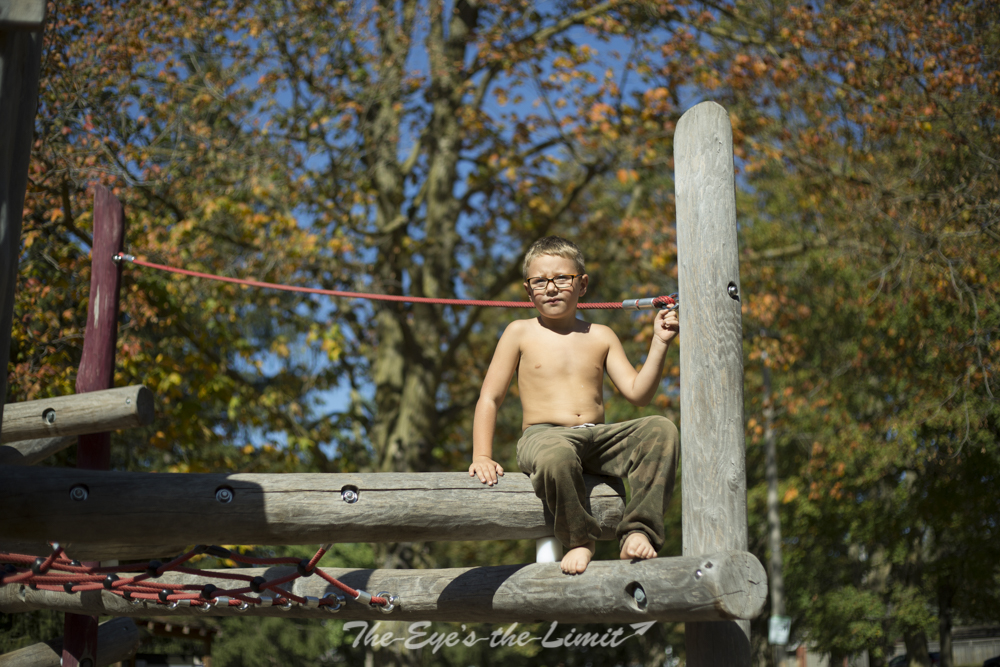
[621, 293, 679, 311]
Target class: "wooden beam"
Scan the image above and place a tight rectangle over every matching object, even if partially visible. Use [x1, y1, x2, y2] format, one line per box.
[0, 467, 626, 557]
[0, 0, 46, 28]
[0, 435, 75, 465]
[0, 617, 139, 667]
[0, 6, 43, 444]
[0, 551, 767, 624]
[676, 102, 753, 665]
[0, 385, 154, 444]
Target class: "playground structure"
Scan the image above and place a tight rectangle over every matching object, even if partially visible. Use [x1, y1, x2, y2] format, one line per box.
[0, 4, 764, 664]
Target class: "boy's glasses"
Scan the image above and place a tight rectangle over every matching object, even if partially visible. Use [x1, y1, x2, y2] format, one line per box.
[527, 274, 580, 291]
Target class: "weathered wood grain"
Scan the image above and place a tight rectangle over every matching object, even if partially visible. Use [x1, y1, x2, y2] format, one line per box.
[0, 467, 626, 554]
[0, 435, 75, 465]
[0, 386, 153, 444]
[0, 12, 43, 442]
[0, 617, 138, 667]
[0, 0, 46, 28]
[675, 101, 754, 665]
[0, 551, 766, 624]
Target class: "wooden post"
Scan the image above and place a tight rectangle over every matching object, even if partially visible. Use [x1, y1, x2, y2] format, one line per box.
[0, 0, 45, 442]
[675, 101, 754, 665]
[63, 186, 125, 667]
[74, 186, 125, 469]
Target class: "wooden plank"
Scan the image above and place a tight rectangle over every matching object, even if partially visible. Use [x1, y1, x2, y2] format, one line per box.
[0, 435, 75, 465]
[0, 385, 154, 444]
[0, 0, 46, 28]
[0, 468, 626, 553]
[675, 101, 753, 665]
[0, 17, 43, 443]
[0, 551, 767, 624]
[0, 618, 139, 667]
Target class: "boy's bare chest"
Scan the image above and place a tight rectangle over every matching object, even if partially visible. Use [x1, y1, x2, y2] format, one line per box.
[518, 330, 608, 381]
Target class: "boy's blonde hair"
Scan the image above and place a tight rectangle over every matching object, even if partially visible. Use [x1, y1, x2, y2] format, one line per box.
[522, 236, 585, 280]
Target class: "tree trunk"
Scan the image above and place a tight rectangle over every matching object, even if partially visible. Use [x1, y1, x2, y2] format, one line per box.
[903, 630, 931, 667]
[938, 583, 954, 667]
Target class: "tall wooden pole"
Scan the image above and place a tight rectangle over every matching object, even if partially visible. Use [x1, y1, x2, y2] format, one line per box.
[0, 0, 45, 439]
[62, 186, 126, 667]
[676, 101, 752, 666]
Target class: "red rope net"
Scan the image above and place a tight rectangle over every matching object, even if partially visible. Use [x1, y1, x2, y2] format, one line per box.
[0, 543, 392, 612]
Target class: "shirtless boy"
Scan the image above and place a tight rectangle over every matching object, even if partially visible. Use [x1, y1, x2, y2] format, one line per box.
[469, 236, 679, 574]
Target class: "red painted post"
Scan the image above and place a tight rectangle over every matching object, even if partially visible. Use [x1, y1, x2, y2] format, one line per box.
[74, 185, 125, 468]
[62, 185, 125, 667]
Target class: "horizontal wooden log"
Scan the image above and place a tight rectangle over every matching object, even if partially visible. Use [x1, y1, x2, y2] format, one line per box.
[0, 467, 625, 555]
[0, 435, 74, 465]
[0, 617, 138, 667]
[0, 0, 46, 28]
[0, 551, 767, 624]
[0, 385, 153, 444]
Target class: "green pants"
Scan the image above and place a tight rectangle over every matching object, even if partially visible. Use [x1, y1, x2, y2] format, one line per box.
[516, 416, 679, 552]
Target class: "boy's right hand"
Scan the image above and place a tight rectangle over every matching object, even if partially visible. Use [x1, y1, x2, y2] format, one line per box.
[469, 455, 504, 486]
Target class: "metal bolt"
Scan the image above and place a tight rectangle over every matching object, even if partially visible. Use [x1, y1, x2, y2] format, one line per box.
[216, 488, 234, 503]
[126, 398, 132, 406]
[694, 569, 703, 579]
[727, 282, 739, 299]
[633, 587, 646, 604]
[375, 591, 398, 614]
[70, 485, 88, 501]
[323, 594, 345, 612]
[43, 408, 56, 425]
[341, 488, 359, 504]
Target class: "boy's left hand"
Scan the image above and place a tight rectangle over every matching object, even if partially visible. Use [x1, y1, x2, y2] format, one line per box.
[653, 308, 679, 344]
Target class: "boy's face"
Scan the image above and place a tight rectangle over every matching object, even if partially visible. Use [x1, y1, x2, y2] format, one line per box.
[523, 254, 588, 319]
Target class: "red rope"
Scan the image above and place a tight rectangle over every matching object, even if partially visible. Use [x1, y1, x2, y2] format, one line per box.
[1, 544, 387, 610]
[115, 254, 676, 311]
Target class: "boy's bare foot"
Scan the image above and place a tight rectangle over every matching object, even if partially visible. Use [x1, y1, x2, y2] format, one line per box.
[561, 542, 595, 574]
[620, 532, 657, 561]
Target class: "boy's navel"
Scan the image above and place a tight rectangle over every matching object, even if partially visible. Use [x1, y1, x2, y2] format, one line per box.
[535, 363, 542, 368]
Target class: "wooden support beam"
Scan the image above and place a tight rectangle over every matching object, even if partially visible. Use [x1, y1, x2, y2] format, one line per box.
[0, 385, 154, 444]
[0, 551, 767, 624]
[0, 0, 46, 28]
[0, 467, 626, 559]
[0, 617, 139, 667]
[0, 435, 75, 465]
[676, 101, 753, 665]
